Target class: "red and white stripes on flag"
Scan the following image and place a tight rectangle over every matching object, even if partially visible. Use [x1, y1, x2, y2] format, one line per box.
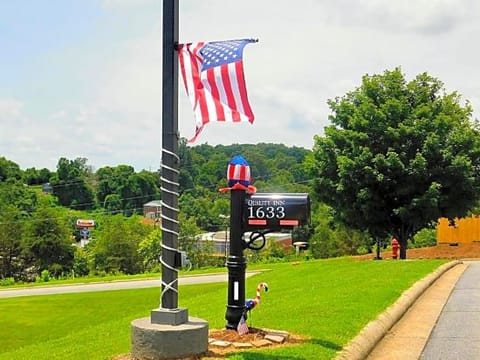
[178, 39, 256, 142]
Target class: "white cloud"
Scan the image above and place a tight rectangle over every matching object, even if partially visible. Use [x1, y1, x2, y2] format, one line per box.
[0, 98, 24, 122]
[102, 0, 157, 11]
[1, 0, 480, 171]
[92, 26, 162, 118]
[320, 0, 476, 34]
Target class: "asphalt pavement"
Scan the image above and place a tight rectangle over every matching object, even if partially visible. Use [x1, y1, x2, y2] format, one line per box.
[421, 260, 480, 359]
[366, 260, 480, 360]
[0, 271, 261, 298]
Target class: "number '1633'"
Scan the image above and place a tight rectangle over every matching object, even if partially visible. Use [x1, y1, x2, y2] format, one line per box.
[247, 206, 286, 219]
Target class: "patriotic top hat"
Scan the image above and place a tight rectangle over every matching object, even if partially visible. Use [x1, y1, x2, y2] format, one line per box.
[220, 155, 256, 193]
[228, 155, 251, 187]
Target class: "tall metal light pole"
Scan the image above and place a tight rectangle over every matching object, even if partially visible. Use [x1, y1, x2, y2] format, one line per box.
[160, 0, 179, 310]
[161, 1, 179, 309]
[150, 0, 187, 325]
[131, 3, 207, 358]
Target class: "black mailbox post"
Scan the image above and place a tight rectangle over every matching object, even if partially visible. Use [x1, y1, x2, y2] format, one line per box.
[243, 193, 310, 231]
[225, 188, 311, 330]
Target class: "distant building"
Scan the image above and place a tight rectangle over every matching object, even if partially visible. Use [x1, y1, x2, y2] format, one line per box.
[196, 231, 292, 255]
[143, 200, 162, 219]
[198, 231, 230, 255]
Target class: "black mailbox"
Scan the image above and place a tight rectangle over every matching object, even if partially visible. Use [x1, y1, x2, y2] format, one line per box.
[243, 193, 310, 231]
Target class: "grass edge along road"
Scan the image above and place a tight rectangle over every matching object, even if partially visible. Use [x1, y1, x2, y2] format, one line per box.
[0, 258, 447, 360]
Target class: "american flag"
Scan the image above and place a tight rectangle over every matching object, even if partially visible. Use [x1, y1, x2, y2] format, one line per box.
[237, 312, 249, 335]
[178, 39, 257, 142]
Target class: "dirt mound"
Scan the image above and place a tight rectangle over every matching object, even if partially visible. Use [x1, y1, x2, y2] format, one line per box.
[356, 242, 480, 260]
[206, 327, 305, 358]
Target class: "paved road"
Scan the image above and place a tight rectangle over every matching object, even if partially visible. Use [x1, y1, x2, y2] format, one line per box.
[0, 271, 261, 299]
[368, 260, 480, 360]
[367, 262, 467, 360]
[421, 261, 480, 359]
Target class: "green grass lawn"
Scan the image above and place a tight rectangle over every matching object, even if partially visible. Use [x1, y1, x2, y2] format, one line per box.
[0, 258, 447, 359]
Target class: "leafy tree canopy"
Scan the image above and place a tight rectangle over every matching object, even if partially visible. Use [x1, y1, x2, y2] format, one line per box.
[309, 67, 480, 258]
[0, 181, 38, 216]
[90, 214, 150, 274]
[0, 157, 22, 182]
[0, 205, 24, 279]
[178, 142, 312, 230]
[22, 199, 74, 274]
[95, 165, 160, 215]
[50, 157, 95, 210]
[23, 167, 52, 185]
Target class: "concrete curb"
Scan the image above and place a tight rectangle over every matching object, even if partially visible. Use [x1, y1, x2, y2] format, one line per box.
[335, 260, 461, 360]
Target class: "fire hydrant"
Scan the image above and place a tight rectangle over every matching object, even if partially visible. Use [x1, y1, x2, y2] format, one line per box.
[391, 238, 399, 259]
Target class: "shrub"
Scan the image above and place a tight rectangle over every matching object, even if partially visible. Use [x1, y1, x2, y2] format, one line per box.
[39, 269, 50, 282]
[0, 277, 15, 286]
[73, 248, 89, 276]
[411, 228, 437, 248]
[267, 242, 286, 258]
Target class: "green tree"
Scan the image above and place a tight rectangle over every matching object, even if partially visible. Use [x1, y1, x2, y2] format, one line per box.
[89, 215, 150, 274]
[95, 166, 127, 206]
[23, 167, 52, 185]
[72, 247, 89, 276]
[0, 205, 24, 279]
[309, 203, 338, 259]
[178, 138, 196, 193]
[50, 157, 95, 210]
[178, 142, 310, 195]
[138, 227, 162, 271]
[0, 157, 22, 182]
[309, 68, 480, 258]
[0, 180, 38, 215]
[22, 201, 74, 275]
[0, 179, 39, 279]
[96, 165, 159, 215]
[103, 194, 122, 214]
[179, 190, 227, 231]
[178, 213, 201, 255]
[121, 171, 159, 216]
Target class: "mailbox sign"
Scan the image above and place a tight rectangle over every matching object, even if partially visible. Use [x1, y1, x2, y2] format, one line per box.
[243, 193, 310, 231]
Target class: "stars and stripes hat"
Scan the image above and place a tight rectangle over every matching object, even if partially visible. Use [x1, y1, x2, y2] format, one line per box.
[227, 155, 251, 187]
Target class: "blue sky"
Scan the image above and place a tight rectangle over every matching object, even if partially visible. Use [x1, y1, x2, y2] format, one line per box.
[1, 0, 479, 171]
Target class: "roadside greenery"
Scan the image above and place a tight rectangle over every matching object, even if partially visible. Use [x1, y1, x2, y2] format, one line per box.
[1, 143, 373, 284]
[1, 68, 479, 282]
[0, 258, 447, 359]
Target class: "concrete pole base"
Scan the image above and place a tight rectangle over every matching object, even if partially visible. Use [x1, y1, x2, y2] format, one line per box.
[131, 317, 208, 360]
